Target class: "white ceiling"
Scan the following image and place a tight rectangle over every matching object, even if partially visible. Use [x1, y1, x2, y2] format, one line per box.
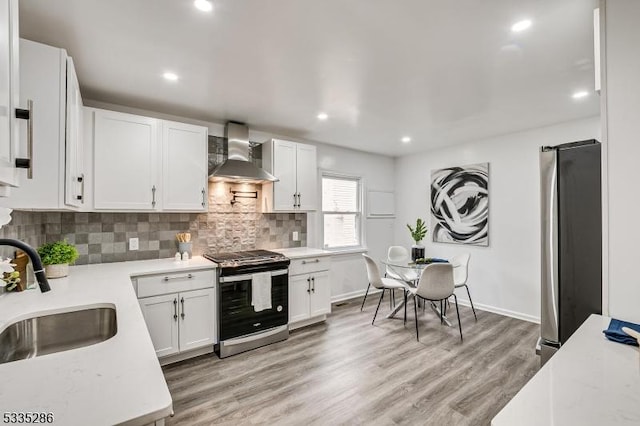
[19, 0, 600, 156]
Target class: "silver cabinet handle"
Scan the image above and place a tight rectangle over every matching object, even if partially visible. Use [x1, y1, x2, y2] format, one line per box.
[307, 277, 311, 293]
[301, 259, 320, 265]
[15, 99, 34, 179]
[201, 187, 206, 207]
[173, 298, 178, 321]
[311, 276, 315, 293]
[152, 185, 157, 207]
[180, 297, 185, 319]
[293, 193, 297, 208]
[163, 273, 194, 282]
[76, 173, 85, 202]
[297, 192, 301, 208]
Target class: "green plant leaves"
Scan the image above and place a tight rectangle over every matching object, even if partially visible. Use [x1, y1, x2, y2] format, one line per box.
[37, 240, 79, 266]
[407, 218, 427, 243]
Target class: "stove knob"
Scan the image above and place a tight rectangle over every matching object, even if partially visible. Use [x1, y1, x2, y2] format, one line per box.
[277, 305, 283, 312]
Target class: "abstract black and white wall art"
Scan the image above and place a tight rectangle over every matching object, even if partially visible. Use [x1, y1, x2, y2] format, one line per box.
[430, 163, 489, 246]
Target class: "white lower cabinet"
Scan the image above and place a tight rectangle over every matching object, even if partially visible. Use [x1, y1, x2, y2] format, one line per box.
[178, 288, 216, 352]
[288, 258, 331, 328]
[139, 293, 180, 358]
[135, 269, 216, 363]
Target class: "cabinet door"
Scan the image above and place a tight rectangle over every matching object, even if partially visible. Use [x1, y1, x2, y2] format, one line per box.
[178, 288, 216, 352]
[295, 143, 317, 211]
[289, 274, 311, 323]
[94, 109, 159, 210]
[0, 0, 19, 187]
[162, 120, 207, 211]
[309, 271, 331, 317]
[65, 57, 84, 208]
[272, 139, 298, 210]
[0, 39, 65, 209]
[139, 294, 180, 358]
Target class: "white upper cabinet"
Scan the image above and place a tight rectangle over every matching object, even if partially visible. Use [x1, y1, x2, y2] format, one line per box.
[0, 0, 20, 188]
[162, 120, 208, 211]
[295, 143, 317, 210]
[262, 139, 317, 212]
[91, 108, 208, 212]
[0, 39, 85, 209]
[93, 109, 159, 210]
[65, 57, 85, 208]
[271, 139, 297, 210]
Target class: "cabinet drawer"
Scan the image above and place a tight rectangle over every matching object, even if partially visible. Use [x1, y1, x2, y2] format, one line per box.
[136, 269, 215, 298]
[289, 257, 330, 275]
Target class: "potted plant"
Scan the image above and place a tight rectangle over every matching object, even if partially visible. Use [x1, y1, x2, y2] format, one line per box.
[37, 240, 79, 279]
[407, 218, 428, 261]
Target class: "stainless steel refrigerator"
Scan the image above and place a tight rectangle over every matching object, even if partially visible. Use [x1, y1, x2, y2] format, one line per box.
[539, 140, 602, 366]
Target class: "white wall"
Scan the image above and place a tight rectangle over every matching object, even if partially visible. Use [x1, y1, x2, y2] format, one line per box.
[602, 0, 640, 323]
[84, 100, 396, 301]
[394, 117, 601, 322]
[307, 143, 395, 301]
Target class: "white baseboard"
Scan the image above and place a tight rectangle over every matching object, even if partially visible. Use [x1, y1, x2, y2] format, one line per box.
[331, 288, 381, 304]
[454, 298, 540, 324]
[331, 289, 540, 324]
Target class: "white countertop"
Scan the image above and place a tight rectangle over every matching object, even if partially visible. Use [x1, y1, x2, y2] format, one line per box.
[492, 314, 640, 426]
[272, 247, 333, 259]
[0, 256, 216, 426]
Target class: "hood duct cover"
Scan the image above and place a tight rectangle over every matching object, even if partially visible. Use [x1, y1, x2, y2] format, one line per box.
[208, 122, 278, 183]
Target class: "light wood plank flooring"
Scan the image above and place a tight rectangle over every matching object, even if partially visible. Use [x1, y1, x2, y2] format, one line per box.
[163, 295, 540, 425]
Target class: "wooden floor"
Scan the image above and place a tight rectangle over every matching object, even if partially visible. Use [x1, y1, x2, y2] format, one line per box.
[163, 295, 540, 426]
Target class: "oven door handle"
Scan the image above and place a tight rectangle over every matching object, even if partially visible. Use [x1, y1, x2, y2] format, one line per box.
[222, 325, 289, 346]
[219, 269, 289, 283]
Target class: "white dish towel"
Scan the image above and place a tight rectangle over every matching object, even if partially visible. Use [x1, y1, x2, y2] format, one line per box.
[251, 272, 272, 312]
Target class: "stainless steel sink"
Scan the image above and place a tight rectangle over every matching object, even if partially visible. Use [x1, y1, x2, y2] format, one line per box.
[0, 306, 117, 364]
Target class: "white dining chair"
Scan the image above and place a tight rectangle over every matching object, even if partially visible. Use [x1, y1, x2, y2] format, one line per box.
[450, 253, 477, 321]
[405, 263, 463, 341]
[361, 254, 409, 325]
[360, 246, 410, 311]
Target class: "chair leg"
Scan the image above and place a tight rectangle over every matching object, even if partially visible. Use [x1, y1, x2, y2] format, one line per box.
[464, 284, 477, 321]
[440, 300, 444, 324]
[403, 291, 408, 325]
[360, 283, 371, 311]
[453, 294, 463, 341]
[414, 296, 419, 341]
[372, 289, 385, 325]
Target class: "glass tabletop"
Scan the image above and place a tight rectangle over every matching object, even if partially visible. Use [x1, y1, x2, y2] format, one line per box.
[380, 259, 449, 283]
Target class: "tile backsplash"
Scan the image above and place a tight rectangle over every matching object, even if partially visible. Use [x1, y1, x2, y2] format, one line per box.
[0, 182, 306, 265]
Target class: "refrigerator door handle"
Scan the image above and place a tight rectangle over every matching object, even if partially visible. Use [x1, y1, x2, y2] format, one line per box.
[540, 148, 560, 344]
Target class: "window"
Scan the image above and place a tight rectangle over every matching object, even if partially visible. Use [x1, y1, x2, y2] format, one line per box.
[322, 174, 361, 249]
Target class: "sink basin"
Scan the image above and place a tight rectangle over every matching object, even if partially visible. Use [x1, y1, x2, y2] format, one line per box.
[0, 306, 117, 364]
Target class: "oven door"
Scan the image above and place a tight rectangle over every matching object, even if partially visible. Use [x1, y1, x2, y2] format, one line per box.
[219, 269, 288, 341]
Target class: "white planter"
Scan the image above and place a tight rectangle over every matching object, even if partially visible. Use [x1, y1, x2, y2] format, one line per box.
[45, 263, 69, 279]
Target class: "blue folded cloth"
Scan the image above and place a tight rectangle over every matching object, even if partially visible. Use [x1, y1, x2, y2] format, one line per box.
[603, 318, 640, 346]
[426, 258, 448, 263]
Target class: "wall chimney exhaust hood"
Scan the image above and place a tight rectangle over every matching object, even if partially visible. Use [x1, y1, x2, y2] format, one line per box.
[208, 122, 278, 183]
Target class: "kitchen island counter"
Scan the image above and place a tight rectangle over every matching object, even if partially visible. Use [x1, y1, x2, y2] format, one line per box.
[492, 314, 640, 425]
[0, 256, 215, 426]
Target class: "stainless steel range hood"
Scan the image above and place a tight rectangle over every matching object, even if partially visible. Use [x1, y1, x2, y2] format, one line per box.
[209, 122, 278, 183]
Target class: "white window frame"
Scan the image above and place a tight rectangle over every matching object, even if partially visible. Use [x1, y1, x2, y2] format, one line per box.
[321, 172, 363, 250]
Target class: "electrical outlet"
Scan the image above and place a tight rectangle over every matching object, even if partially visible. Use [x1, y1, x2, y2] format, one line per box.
[129, 237, 139, 251]
[292, 231, 299, 241]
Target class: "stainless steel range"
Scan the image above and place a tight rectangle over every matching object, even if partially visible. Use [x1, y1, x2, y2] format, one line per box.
[204, 250, 290, 358]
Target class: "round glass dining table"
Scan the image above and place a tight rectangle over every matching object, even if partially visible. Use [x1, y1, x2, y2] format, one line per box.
[380, 259, 453, 326]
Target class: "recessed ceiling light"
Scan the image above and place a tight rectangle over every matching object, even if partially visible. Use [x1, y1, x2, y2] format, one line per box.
[194, 0, 213, 12]
[572, 90, 589, 99]
[401, 136, 411, 143]
[163, 72, 179, 81]
[317, 112, 328, 120]
[511, 19, 532, 33]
